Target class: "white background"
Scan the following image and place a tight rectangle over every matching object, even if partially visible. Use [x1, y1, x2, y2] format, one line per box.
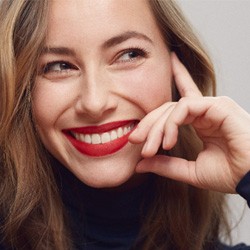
[177, 0, 250, 245]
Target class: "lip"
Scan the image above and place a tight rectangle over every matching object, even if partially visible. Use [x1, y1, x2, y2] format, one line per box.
[63, 120, 138, 157]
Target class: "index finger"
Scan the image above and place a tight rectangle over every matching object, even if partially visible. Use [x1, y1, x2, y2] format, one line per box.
[171, 52, 202, 97]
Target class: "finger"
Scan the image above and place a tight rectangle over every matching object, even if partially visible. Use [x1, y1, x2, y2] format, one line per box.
[171, 52, 202, 98]
[135, 155, 199, 188]
[163, 97, 216, 149]
[129, 102, 173, 144]
[140, 104, 176, 158]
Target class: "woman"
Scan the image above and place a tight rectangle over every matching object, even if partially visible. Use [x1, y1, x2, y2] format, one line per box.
[0, 0, 249, 249]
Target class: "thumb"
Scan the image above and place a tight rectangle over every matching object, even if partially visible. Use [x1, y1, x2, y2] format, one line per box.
[136, 155, 197, 186]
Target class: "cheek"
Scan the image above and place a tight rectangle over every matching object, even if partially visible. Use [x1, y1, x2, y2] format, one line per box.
[116, 63, 172, 113]
[31, 81, 71, 130]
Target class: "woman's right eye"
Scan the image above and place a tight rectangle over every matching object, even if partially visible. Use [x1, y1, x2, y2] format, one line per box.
[43, 61, 77, 73]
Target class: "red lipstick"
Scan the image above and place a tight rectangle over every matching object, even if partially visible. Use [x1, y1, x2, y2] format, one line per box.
[63, 120, 137, 157]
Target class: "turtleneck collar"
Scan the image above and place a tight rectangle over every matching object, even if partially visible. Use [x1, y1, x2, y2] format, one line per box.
[51, 158, 156, 249]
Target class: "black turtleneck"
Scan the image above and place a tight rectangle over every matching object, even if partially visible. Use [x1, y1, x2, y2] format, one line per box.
[53, 159, 156, 250]
[52, 158, 250, 250]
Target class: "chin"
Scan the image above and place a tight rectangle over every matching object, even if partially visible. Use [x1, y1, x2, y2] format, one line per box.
[80, 171, 149, 191]
[57, 141, 144, 189]
[74, 163, 137, 189]
[84, 173, 134, 189]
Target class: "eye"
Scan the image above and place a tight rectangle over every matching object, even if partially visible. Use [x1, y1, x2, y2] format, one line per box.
[42, 61, 78, 74]
[116, 48, 149, 63]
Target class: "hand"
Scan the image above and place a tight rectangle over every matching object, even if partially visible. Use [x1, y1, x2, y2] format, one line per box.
[129, 53, 250, 193]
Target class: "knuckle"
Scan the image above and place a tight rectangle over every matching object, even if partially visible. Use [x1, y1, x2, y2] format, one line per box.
[178, 97, 189, 106]
[216, 96, 235, 106]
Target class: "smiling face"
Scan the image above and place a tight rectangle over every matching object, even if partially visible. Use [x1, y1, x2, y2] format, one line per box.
[32, 0, 172, 188]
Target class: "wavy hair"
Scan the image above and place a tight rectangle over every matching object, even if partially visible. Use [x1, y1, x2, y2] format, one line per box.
[136, 1, 229, 249]
[0, 0, 228, 249]
[0, 0, 71, 249]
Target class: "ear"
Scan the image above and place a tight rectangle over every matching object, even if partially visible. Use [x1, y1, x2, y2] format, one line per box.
[171, 79, 181, 102]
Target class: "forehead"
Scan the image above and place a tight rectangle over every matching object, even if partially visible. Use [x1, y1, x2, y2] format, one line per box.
[47, 0, 163, 46]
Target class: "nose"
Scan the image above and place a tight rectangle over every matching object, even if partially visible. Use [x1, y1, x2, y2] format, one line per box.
[75, 70, 117, 119]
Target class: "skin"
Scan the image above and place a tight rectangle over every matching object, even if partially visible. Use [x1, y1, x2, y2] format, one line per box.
[32, 0, 250, 193]
[130, 53, 250, 193]
[32, 0, 172, 188]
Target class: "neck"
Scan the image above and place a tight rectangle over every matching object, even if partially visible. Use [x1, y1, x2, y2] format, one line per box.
[51, 157, 156, 248]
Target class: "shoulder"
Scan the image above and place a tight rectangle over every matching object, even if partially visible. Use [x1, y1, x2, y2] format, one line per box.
[236, 171, 250, 208]
[219, 243, 250, 250]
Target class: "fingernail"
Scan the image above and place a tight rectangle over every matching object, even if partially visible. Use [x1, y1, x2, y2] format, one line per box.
[163, 135, 168, 148]
[141, 141, 149, 155]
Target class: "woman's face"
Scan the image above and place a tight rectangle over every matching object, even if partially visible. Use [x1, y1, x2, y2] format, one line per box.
[33, 0, 172, 188]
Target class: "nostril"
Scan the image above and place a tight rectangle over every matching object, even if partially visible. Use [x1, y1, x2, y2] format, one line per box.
[74, 91, 117, 119]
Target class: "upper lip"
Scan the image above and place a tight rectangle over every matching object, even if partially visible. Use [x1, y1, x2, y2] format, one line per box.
[63, 120, 139, 134]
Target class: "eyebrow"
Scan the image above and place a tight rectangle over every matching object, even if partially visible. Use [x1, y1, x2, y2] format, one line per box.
[102, 31, 153, 49]
[41, 31, 153, 56]
[41, 46, 76, 56]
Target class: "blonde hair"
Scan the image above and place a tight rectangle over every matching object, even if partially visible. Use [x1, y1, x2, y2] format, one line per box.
[0, 0, 71, 249]
[136, 1, 229, 249]
[0, 0, 228, 249]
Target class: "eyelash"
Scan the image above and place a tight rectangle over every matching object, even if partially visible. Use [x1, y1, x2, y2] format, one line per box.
[40, 47, 149, 75]
[115, 47, 149, 63]
[41, 61, 78, 74]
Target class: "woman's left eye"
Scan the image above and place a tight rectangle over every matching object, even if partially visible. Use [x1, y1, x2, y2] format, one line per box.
[116, 48, 148, 63]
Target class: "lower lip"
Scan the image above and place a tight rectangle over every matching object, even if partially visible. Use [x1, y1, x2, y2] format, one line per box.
[64, 123, 136, 157]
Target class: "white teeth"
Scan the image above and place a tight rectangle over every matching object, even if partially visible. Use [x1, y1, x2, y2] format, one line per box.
[72, 123, 134, 145]
[92, 134, 101, 144]
[124, 126, 128, 134]
[79, 134, 85, 142]
[85, 134, 92, 144]
[74, 133, 80, 141]
[110, 130, 117, 140]
[117, 127, 123, 138]
[101, 132, 110, 143]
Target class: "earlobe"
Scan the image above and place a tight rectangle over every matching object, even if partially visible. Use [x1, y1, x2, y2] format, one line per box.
[171, 79, 181, 102]
[170, 50, 181, 102]
[170, 52, 181, 102]
[171, 52, 202, 98]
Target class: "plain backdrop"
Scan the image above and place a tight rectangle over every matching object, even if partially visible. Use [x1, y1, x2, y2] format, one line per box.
[0, 0, 248, 245]
[177, 0, 250, 245]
